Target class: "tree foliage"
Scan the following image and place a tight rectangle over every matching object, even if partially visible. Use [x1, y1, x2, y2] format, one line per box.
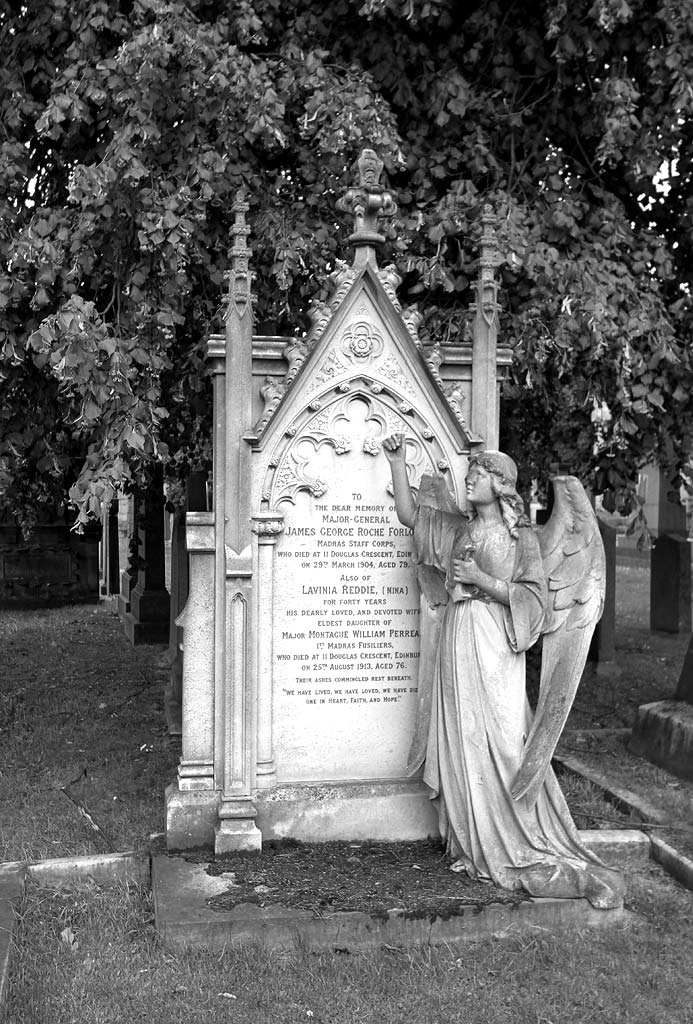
[1, 0, 692, 531]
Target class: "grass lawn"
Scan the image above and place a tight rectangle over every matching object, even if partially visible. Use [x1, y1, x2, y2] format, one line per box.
[5, 865, 693, 1024]
[0, 603, 178, 862]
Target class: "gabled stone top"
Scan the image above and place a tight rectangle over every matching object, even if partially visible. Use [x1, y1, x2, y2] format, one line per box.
[242, 150, 496, 446]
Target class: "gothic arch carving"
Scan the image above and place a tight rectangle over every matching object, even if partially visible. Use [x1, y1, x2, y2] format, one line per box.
[259, 377, 463, 511]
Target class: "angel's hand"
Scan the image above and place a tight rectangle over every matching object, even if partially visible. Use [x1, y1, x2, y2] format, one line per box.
[382, 433, 406, 464]
[452, 555, 482, 586]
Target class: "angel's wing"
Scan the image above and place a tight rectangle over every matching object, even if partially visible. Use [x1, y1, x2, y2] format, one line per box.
[406, 473, 461, 774]
[511, 476, 605, 806]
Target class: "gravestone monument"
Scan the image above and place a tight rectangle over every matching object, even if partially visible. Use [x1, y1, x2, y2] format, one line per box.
[629, 464, 693, 780]
[166, 150, 511, 852]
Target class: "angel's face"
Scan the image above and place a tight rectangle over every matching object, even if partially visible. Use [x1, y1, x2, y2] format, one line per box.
[465, 465, 496, 507]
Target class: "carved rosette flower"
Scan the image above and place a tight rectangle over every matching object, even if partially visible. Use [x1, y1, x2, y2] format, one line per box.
[310, 480, 327, 499]
[340, 321, 384, 364]
[331, 435, 352, 455]
[362, 436, 382, 456]
[349, 332, 373, 359]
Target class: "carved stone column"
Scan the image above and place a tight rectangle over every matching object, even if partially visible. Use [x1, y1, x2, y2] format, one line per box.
[165, 473, 208, 736]
[471, 205, 501, 448]
[165, 511, 218, 849]
[164, 509, 187, 735]
[252, 512, 285, 788]
[213, 193, 262, 854]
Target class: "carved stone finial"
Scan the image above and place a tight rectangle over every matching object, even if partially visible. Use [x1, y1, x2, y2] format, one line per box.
[226, 188, 252, 321]
[336, 149, 398, 264]
[473, 203, 500, 330]
[479, 204, 500, 277]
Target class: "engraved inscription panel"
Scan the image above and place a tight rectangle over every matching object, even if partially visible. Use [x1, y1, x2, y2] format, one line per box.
[270, 396, 433, 783]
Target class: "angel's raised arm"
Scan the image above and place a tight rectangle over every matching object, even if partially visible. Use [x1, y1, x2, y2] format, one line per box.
[383, 433, 416, 528]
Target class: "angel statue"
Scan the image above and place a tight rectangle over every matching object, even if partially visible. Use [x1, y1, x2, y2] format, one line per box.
[383, 434, 624, 909]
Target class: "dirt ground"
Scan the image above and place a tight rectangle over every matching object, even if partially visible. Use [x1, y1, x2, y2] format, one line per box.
[0, 560, 691, 870]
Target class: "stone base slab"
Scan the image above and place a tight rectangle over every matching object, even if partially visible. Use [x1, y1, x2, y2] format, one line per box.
[166, 784, 220, 850]
[255, 778, 439, 843]
[164, 775, 652, 859]
[629, 700, 693, 782]
[651, 835, 693, 890]
[152, 853, 631, 953]
[121, 609, 169, 645]
[215, 822, 263, 854]
[579, 829, 651, 865]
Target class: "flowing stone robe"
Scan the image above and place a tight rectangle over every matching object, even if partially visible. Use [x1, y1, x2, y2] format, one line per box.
[414, 505, 624, 910]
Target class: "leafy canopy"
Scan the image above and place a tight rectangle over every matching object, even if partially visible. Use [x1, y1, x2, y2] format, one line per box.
[1, 0, 692, 532]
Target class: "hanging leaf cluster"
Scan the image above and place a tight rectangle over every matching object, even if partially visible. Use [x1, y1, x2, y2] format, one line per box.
[1, 0, 692, 529]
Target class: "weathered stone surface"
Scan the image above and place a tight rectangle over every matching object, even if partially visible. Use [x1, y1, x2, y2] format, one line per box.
[152, 853, 631, 953]
[255, 779, 439, 843]
[651, 835, 693, 891]
[27, 852, 148, 887]
[165, 784, 219, 851]
[629, 700, 693, 781]
[589, 520, 620, 675]
[580, 829, 651, 865]
[675, 632, 693, 703]
[122, 471, 170, 645]
[650, 535, 692, 634]
[0, 518, 99, 607]
[166, 167, 507, 851]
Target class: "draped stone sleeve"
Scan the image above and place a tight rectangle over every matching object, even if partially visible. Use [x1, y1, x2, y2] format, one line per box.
[406, 504, 464, 775]
[504, 527, 547, 654]
[413, 504, 464, 577]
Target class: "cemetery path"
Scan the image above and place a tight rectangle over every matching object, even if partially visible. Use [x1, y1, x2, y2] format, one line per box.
[0, 560, 691, 870]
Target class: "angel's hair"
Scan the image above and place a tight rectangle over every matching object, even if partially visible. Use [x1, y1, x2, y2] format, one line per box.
[466, 451, 529, 539]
